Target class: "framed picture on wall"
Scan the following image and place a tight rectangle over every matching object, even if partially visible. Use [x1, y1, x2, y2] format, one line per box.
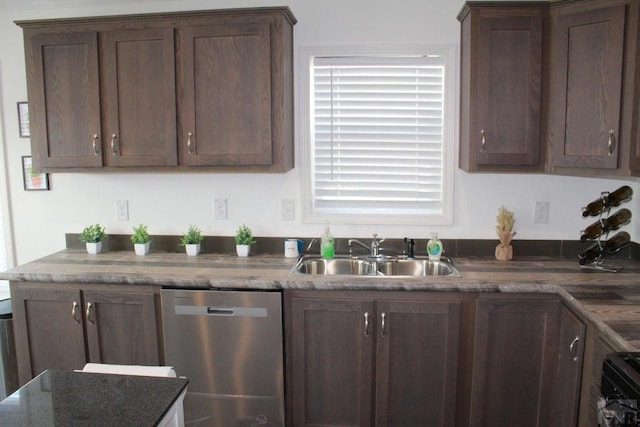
[17, 102, 29, 138]
[22, 156, 49, 191]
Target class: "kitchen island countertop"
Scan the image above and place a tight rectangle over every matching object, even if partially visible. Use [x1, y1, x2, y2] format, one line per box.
[0, 369, 188, 426]
[2, 249, 640, 351]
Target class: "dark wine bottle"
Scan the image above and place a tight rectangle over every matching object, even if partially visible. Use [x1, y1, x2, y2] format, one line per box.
[580, 208, 632, 241]
[578, 231, 631, 265]
[608, 185, 634, 206]
[581, 185, 633, 217]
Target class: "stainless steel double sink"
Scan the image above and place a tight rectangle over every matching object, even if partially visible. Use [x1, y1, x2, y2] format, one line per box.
[290, 255, 461, 277]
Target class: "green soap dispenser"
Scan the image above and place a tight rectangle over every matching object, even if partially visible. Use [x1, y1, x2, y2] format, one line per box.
[427, 233, 443, 261]
[321, 223, 335, 259]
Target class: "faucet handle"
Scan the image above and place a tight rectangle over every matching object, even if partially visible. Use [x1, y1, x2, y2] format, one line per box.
[372, 233, 385, 244]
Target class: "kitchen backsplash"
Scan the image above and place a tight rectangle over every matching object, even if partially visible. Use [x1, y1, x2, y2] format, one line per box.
[65, 234, 640, 260]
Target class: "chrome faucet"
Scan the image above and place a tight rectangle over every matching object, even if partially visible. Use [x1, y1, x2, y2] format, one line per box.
[348, 233, 385, 257]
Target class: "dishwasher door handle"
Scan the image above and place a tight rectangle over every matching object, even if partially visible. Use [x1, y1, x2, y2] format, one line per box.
[175, 305, 268, 317]
[207, 308, 234, 315]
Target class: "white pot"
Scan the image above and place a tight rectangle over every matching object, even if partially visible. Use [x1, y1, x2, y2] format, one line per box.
[134, 242, 150, 256]
[185, 243, 201, 256]
[86, 241, 102, 255]
[236, 244, 250, 257]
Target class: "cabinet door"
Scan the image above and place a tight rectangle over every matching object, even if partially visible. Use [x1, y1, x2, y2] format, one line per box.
[549, 305, 585, 427]
[551, 5, 625, 169]
[459, 6, 543, 171]
[102, 28, 177, 167]
[469, 297, 561, 427]
[288, 295, 374, 427]
[83, 289, 159, 365]
[28, 32, 102, 170]
[375, 299, 461, 427]
[178, 22, 272, 166]
[578, 327, 617, 427]
[12, 286, 86, 385]
[475, 9, 542, 167]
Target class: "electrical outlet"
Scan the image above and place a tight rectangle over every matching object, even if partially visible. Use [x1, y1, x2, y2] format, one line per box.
[281, 199, 295, 221]
[214, 199, 228, 220]
[116, 200, 129, 221]
[534, 201, 549, 224]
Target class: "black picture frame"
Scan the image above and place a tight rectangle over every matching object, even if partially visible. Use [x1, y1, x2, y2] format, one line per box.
[17, 102, 29, 138]
[22, 156, 49, 191]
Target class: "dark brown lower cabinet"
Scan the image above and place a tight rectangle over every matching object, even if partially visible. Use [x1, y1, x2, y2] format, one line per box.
[285, 290, 467, 427]
[11, 282, 161, 385]
[469, 295, 586, 427]
[577, 322, 622, 427]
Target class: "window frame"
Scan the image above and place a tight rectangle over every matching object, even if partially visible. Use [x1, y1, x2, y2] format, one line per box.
[298, 44, 457, 225]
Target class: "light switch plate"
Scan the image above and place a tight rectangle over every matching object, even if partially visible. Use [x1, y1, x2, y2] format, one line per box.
[281, 199, 295, 221]
[214, 199, 228, 220]
[534, 201, 549, 224]
[116, 200, 129, 221]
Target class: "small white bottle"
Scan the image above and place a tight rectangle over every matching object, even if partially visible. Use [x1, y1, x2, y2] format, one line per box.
[320, 223, 335, 259]
[427, 233, 443, 261]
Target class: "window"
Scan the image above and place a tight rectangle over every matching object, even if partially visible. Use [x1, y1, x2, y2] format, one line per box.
[299, 45, 456, 225]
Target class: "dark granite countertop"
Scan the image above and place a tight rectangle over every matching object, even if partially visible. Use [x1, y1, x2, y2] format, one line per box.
[2, 249, 640, 351]
[0, 369, 188, 426]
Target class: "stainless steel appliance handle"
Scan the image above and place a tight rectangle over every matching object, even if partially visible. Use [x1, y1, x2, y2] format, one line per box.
[86, 302, 96, 325]
[175, 305, 267, 317]
[364, 312, 369, 337]
[72, 301, 81, 325]
[380, 312, 386, 337]
[569, 336, 580, 361]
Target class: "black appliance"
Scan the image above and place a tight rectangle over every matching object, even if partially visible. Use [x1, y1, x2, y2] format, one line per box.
[600, 352, 640, 426]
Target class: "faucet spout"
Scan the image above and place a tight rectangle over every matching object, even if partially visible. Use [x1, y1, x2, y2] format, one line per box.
[348, 233, 385, 257]
[348, 239, 370, 256]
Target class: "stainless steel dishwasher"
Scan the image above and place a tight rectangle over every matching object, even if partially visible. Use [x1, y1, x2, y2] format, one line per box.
[161, 289, 284, 427]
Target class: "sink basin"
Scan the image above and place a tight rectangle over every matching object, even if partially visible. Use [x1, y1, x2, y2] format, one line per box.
[292, 257, 376, 276]
[290, 255, 460, 277]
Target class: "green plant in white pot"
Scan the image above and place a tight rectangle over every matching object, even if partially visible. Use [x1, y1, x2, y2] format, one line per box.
[79, 224, 105, 254]
[131, 224, 151, 256]
[180, 225, 204, 256]
[235, 224, 255, 257]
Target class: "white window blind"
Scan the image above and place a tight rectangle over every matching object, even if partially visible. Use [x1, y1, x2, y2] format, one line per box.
[312, 55, 446, 216]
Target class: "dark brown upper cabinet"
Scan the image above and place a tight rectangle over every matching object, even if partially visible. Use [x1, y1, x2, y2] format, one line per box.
[177, 21, 272, 167]
[102, 28, 177, 167]
[17, 7, 296, 173]
[458, 4, 545, 172]
[549, 3, 626, 171]
[460, 0, 640, 178]
[28, 32, 103, 169]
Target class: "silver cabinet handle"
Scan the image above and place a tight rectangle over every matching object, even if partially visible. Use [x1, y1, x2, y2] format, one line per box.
[187, 132, 194, 154]
[364, 312, 370, 337]
[86, 302, 96, 326]
[607, 129, 615, 157]
[111, 134, 117, 155]
[569, 336, 580, 362]
[92, 134, 99, 155]
[72, 301, 81, 325]
[480, 129, 487, 154]
[380, 312, 386, 337]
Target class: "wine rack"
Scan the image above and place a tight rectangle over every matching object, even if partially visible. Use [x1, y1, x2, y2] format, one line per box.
[579, 185, 633, 272]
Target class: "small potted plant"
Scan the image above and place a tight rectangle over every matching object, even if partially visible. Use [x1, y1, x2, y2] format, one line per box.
[79, 223, 105, 254]
[235, 224, 255, 257]
[131, 224, 151, 256]
[181, 225, 204, 256]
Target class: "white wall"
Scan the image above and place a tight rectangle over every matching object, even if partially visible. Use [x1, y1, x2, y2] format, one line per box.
[0, 0, 638, 265]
